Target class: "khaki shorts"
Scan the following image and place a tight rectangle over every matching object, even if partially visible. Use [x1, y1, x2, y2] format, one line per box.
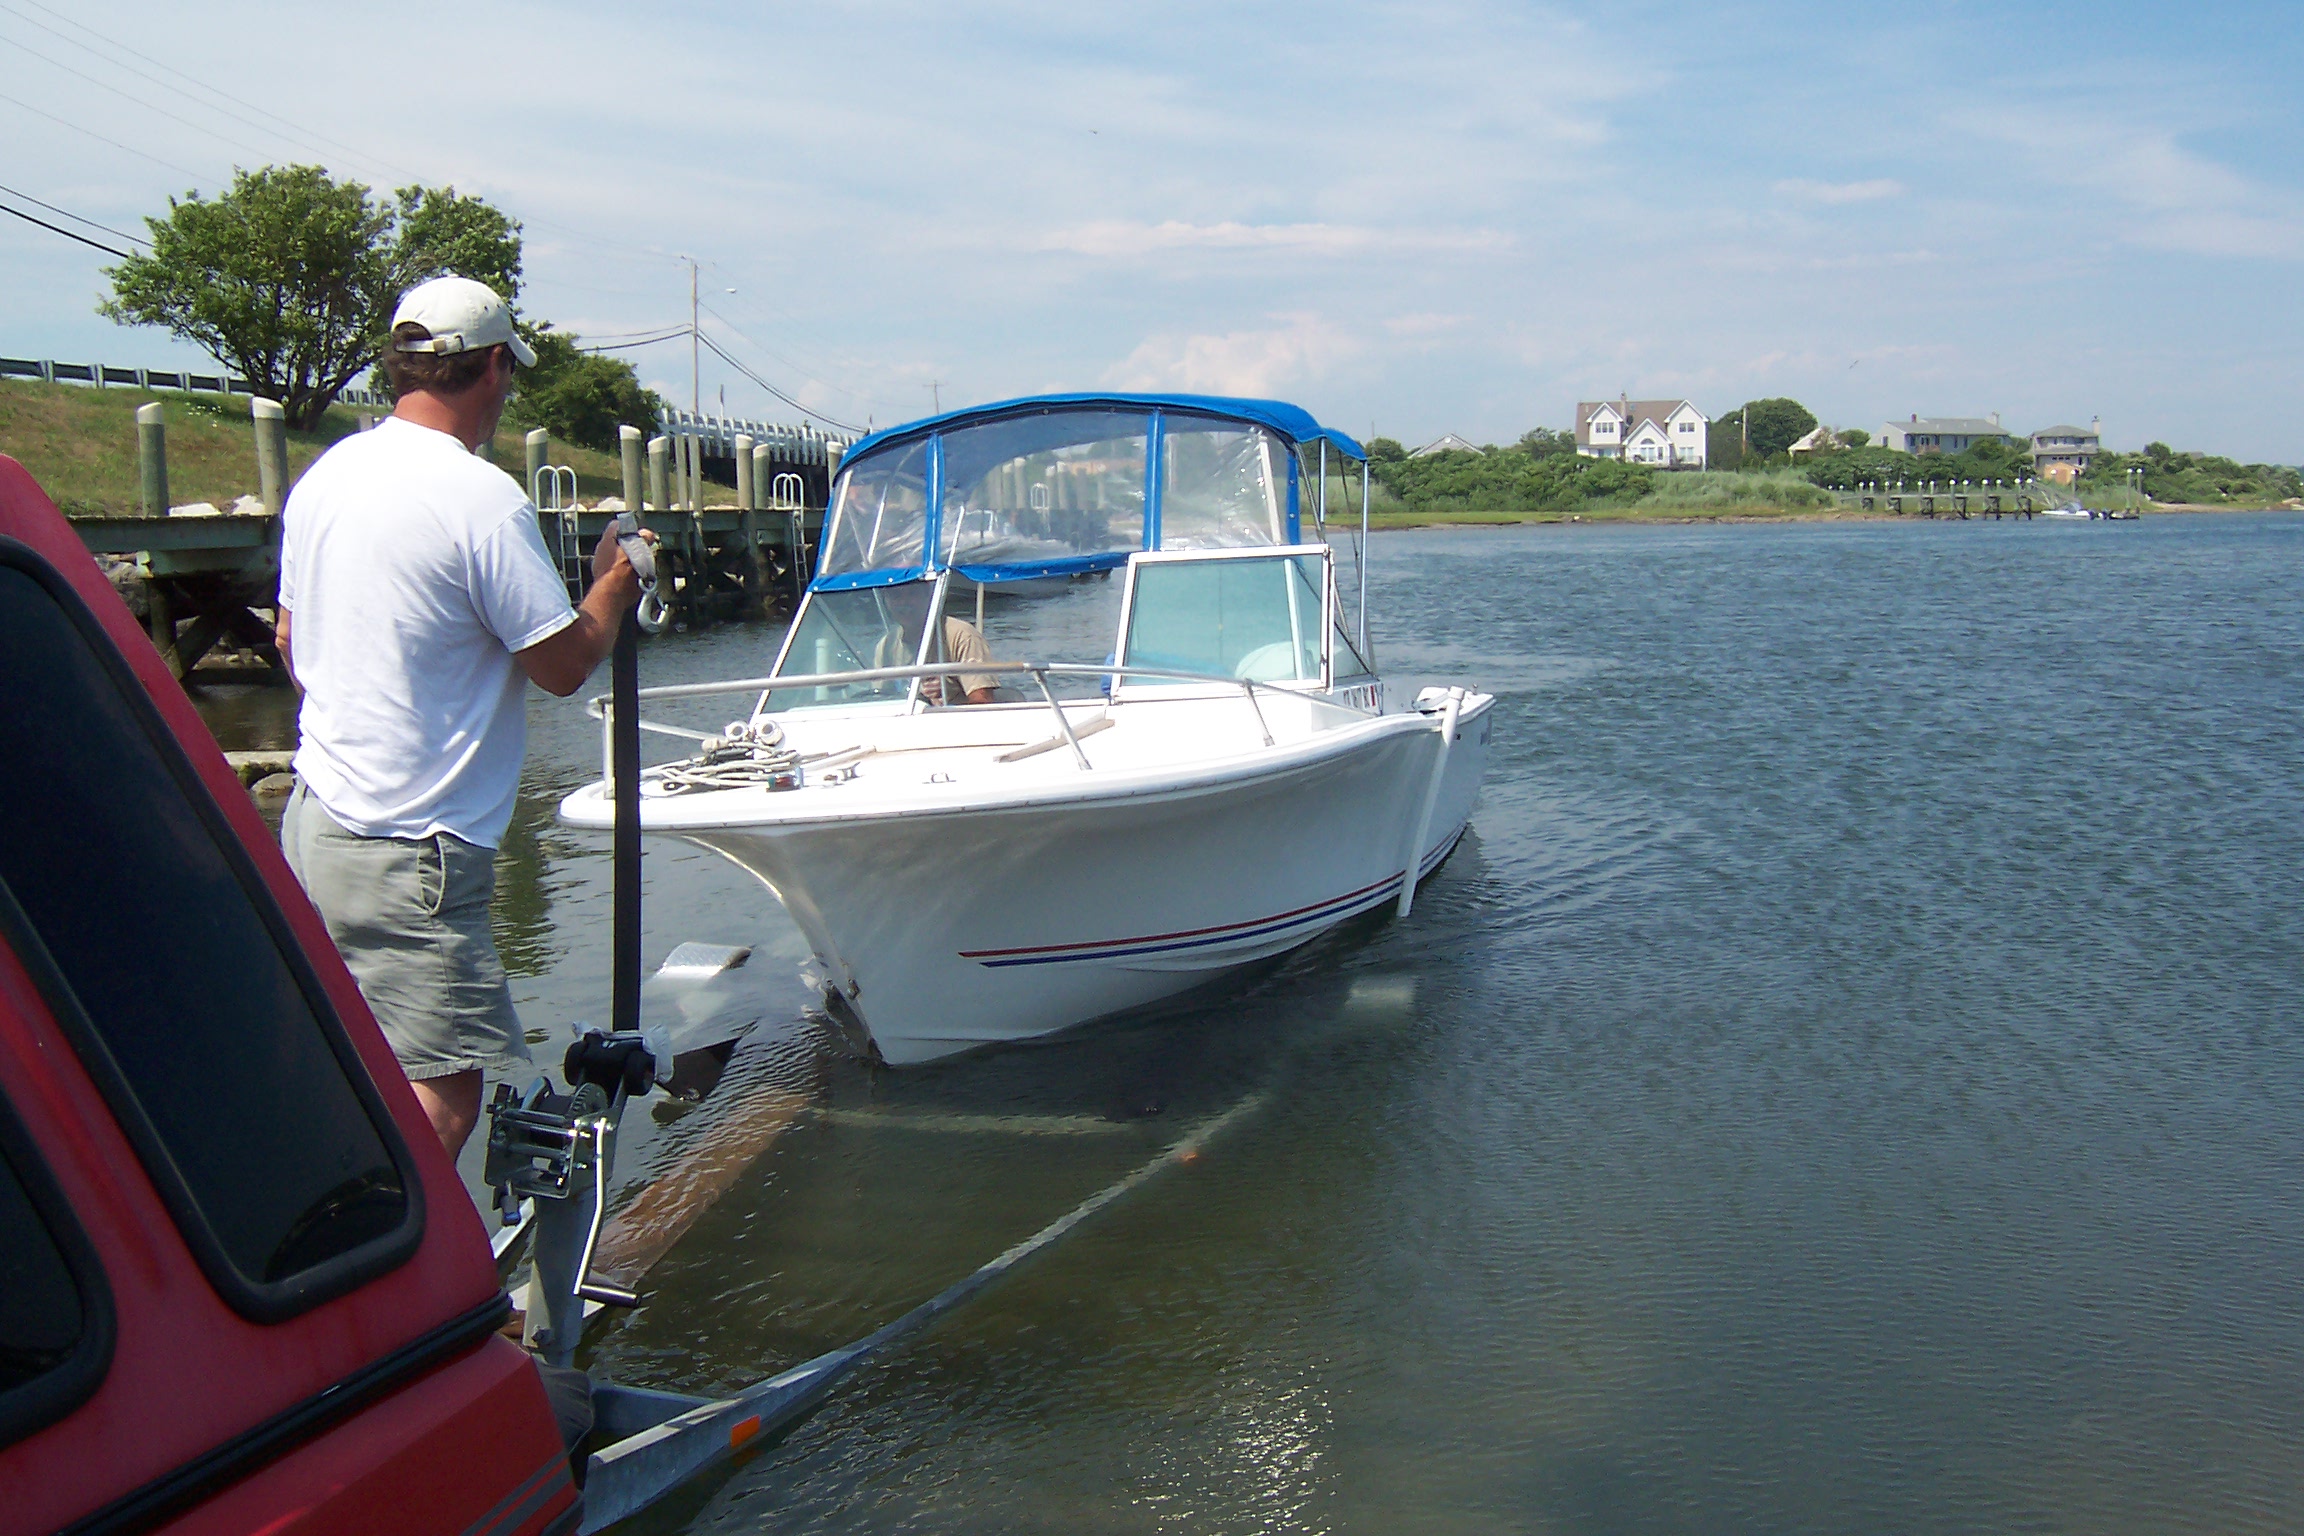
[282, 783, 532, 1082]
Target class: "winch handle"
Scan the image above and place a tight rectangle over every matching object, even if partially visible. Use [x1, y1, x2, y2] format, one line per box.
[611, 560, 643, 1038]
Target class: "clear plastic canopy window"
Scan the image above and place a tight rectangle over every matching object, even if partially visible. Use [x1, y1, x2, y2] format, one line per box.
[1160, 416, 1289, 550]
[941, 410, 1148, 571]
[814, 406, 1313, 585]
[819, 438, 928, 578]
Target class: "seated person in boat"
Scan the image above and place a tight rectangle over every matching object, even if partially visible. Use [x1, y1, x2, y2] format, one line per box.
[923, 614, 998, 705]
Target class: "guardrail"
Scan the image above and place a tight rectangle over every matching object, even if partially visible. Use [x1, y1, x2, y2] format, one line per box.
[5, 355, 854, 444]
[657, 406, 852, 464]
[0, 356, 390, 408]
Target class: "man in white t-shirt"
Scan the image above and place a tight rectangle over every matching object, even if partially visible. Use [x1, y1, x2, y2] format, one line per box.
[276, 274, 645, 1158]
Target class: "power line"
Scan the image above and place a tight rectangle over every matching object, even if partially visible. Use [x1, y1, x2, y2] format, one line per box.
[0, 32, 287, 165]
[0, 0, 414, 186]
[0, 179, 144, 246]
[0, 0, 673, 270]
[694, 330, 865, 435]
[0, 86, 207, 179]
[0, 198, 133, 258]
[696, 299, 886, 415]
[579, 323, 694, 341]
[581, 328, 694, 353]
[697, 272, 893, 412]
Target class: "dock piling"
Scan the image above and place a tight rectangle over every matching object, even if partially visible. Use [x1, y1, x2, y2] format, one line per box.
[136, 401, 169, 517]
[619, 425, 644, 518]
[526, 428, 550, 502]
[252, 397, 288, 516]
[735, 435, 767, 608]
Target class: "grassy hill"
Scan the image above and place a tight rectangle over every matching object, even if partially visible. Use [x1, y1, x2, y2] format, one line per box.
[0, 377, 631, 514]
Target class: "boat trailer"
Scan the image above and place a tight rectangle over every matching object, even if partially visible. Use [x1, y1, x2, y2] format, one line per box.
[474, 517, 1248, 1530]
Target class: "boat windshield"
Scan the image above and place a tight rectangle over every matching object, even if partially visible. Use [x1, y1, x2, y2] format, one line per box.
[1120, 551, 1328, 687]
[764, 581, 936, 710]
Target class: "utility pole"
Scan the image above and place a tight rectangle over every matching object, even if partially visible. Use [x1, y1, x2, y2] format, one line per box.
[681, 255, 700, 418]
[924, 379, 944, 413]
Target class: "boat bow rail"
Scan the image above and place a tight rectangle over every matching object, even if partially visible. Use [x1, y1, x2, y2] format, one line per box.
[583, 659, 1355, 781]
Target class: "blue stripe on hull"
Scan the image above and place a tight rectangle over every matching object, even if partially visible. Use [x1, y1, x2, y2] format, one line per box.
[964, 825, 1466, 970]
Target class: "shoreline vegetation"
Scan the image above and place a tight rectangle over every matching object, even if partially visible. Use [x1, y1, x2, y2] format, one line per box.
[1365, 498, 2299, 531]
[6, 376, 2299, 525]
[1360, 407, 2304, 525]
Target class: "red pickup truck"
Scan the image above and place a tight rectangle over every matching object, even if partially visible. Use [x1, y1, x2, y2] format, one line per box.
[0, 453, 580, 1536]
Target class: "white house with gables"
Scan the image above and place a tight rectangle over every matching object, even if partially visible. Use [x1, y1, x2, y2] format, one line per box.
[1576, 398, 1709, 469]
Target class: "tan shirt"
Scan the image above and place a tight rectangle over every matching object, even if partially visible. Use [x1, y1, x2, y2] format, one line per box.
[939, 616, 998, 696]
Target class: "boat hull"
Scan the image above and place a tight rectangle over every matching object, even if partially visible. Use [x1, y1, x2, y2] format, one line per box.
[640, 698, 1491, 1064]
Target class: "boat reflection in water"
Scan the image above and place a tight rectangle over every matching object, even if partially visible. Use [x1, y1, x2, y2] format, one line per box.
[561, 394, 1492, 1065]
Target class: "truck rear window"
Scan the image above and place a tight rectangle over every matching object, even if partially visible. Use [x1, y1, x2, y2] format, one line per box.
[0, 1090, 111, 1447]
[0, 547, 421, 1322]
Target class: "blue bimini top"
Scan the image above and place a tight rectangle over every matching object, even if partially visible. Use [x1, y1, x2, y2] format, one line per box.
[811, 393, 1368, 591]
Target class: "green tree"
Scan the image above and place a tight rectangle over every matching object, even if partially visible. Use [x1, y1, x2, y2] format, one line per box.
[1741, 398, 1818, 458]
[1839, 427, 1870, 449]
[1366, 436, 1407, 463]
[1517, 427, 1577, 459]
[508, 329, 664, 453]
[100, 166, 522, 430]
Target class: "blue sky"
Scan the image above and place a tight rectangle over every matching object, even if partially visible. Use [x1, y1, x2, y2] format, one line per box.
[4, 0, 2299, 458]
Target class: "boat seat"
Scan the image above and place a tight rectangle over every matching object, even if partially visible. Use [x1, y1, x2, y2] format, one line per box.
[1233, 642, 1303, 682]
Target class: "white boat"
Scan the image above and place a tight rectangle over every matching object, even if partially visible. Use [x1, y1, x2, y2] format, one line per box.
[2040, 502, 2096, 519]
[560, 394, 1493, 1064]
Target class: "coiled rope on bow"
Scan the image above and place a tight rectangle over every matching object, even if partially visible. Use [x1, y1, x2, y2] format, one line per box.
[649, 719, 803, 795]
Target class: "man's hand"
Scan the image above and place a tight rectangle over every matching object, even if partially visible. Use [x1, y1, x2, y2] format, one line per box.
[591, 523, 645, 586]
[516, 526, 652, 697]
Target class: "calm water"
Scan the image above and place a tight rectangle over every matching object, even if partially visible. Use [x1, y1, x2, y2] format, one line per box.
[199, 513, 2304, 1533]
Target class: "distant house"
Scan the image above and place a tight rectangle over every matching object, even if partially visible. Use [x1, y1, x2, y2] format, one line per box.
[1576, 398, 1708, 469]
[1879, 414, 2019, 455]
[2030, 418, 2103, 483]
[1787, 425, 1842, 457]
[1409, 433, 1482, 458]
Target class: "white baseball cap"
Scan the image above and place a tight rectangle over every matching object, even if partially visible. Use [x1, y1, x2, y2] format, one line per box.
[390, 275, 537, 367]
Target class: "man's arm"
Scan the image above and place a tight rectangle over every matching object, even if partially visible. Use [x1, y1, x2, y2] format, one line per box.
[274, 606, 294, 684]
[515, 528, 644, 698]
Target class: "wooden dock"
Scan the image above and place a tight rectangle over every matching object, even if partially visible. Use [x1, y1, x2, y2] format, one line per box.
[69, 500, 827, 682]
[536, 503, 827, 626]
[55, 391, 852, 680]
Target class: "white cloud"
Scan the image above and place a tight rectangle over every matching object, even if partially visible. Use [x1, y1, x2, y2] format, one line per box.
[1103, 314, 1363, 397]
[1385, 313, 1471, 338]
[1964, 106, 2304, 259]
[8, 0, 2301, 458]
[1038, 221, 1510, 259]
[1772, 178, 1907, 204]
